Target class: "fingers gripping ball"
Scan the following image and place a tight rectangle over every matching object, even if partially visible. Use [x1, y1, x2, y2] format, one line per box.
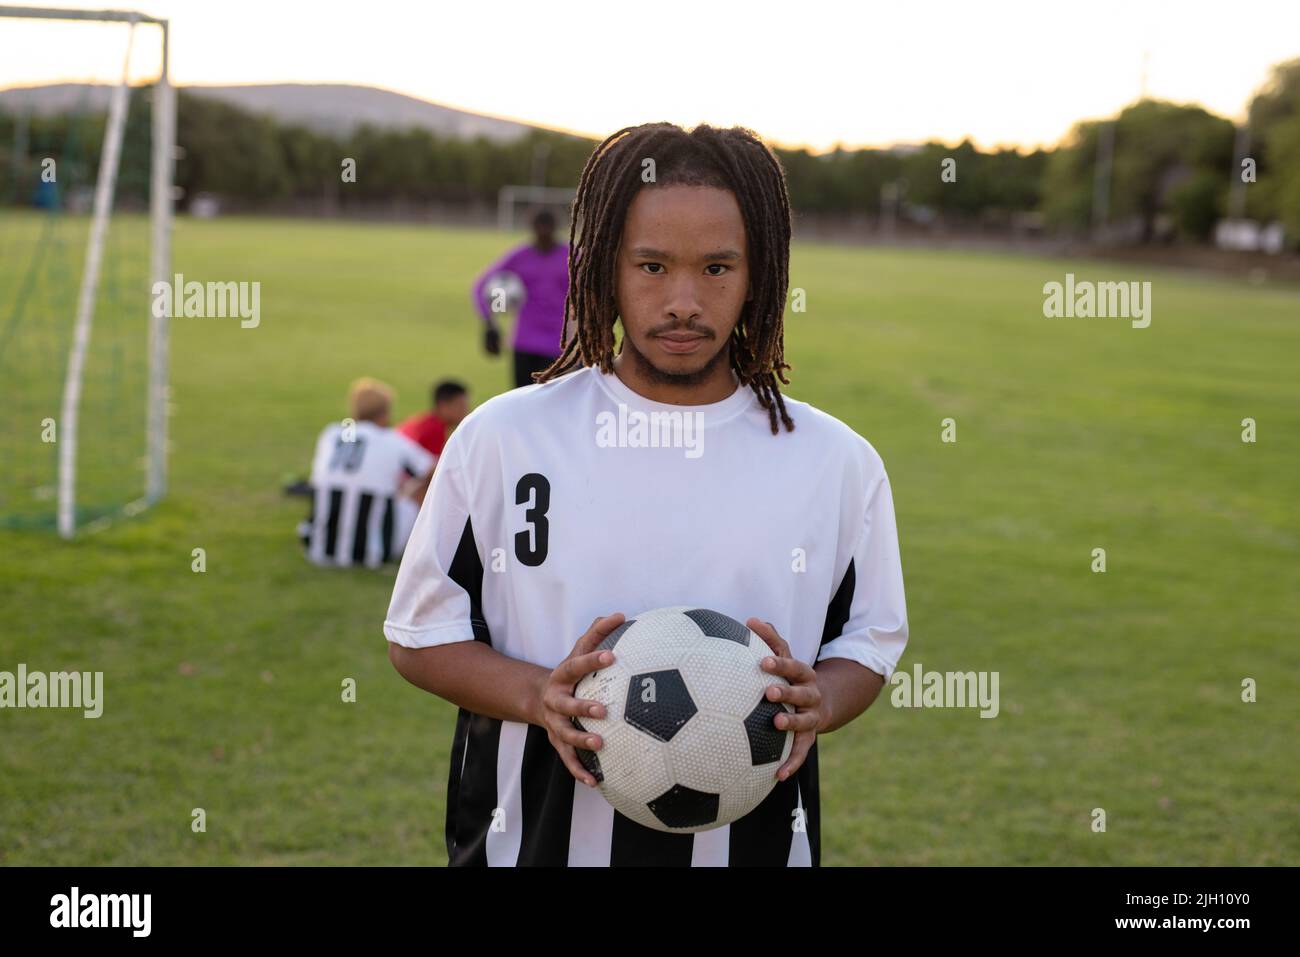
[572, 607, 794, 833]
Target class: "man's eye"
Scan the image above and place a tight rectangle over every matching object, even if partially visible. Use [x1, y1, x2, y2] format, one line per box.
[640, 263, 664, 274]
[706, 265, 729, 276]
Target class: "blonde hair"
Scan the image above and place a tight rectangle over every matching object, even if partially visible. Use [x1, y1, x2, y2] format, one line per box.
[348, 377, 395, 423]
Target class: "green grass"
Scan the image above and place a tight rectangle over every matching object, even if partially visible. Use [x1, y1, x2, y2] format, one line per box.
[1, 213, 1297, 865]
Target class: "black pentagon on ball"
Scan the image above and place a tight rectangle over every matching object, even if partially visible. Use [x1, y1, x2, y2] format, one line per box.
[683, 608, 751, 646]
[647, 783, 720, 829]
[744, 697, 790, 765]
[596, 618, 636, 653]
[624, 669, 696, 742]
[570, 716, 604, 783]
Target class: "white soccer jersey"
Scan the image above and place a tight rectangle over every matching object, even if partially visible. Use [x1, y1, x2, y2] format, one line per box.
[303, 420, 435, 568]
[384, 365, 908, 866]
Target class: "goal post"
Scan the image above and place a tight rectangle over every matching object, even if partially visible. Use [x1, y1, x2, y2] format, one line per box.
[497, 184, 575, 233]
[146, 15, 174, 508]
[0, 5, 175, 538]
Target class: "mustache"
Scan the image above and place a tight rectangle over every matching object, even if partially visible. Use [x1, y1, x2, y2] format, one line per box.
[650, 323, 714, 338]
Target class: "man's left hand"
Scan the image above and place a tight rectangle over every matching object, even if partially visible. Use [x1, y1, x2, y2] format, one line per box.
[746, 618, 830, 783]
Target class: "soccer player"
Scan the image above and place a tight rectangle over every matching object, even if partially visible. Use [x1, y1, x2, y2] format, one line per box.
[301, 378, 436, 568]
[471, 209, 570, 389]
[385, 123, 908, 866]
[396, 379, 471, 458]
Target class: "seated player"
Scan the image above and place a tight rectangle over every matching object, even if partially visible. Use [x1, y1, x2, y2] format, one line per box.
[396, 379, 471, 458]
[299, 378, 435, 568]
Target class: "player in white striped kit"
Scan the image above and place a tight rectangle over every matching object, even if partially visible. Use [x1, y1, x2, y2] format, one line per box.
[302, 378, 435, 569]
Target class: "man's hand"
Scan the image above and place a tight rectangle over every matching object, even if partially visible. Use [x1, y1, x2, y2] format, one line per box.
[747, 618, 830, 783]
[534, 613, 626, 788]
[483, 325, 502, 356]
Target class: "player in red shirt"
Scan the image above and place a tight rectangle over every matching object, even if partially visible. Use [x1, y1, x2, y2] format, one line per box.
[397, 380, 471, 459]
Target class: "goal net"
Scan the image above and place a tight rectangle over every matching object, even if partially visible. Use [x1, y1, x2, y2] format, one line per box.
[497, 184, 575, 232]
[0, 6, 174, 537]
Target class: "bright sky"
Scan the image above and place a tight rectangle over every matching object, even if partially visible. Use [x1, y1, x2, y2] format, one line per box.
[1, 0, 1297, 152]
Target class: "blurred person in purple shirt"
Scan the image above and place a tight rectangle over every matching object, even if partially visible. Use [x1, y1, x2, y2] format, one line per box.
[471, 210, 571, 389]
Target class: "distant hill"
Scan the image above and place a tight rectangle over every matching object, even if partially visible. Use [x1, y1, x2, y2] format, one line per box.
[0, 82, 579, 143]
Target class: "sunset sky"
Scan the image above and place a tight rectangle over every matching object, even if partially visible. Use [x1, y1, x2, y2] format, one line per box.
[1, 0, 1297, 152]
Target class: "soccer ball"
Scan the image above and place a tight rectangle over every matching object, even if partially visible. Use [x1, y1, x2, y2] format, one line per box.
[484, 271, 526, 312]
[572, 606, 794, 832]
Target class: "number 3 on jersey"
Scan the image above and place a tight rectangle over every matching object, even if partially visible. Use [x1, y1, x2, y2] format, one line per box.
[515, 473, 550, 566]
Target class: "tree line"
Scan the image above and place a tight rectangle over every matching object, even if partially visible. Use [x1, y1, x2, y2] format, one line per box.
[2, 57, 1298, 247]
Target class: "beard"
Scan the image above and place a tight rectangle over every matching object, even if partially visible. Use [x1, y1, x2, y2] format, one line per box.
[618, 328, 733, 388]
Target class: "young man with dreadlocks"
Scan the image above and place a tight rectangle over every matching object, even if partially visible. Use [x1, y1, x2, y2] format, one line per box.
[385, 122, 908, 866]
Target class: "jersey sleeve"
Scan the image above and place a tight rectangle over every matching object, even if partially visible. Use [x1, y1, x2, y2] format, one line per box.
[307, 424, 335, 486]
[383, 435, 483, 649]
[815, 466, 909, 681]
[395, 432, 436, 477]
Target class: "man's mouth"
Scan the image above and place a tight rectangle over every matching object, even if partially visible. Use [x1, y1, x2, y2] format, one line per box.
[655, 331, 707, 354]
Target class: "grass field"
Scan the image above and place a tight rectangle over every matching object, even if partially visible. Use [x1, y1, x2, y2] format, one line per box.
[1, 213, 1297, 865]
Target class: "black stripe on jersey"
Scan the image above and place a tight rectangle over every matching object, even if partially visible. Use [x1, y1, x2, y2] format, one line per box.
[380, 497, 395, 563]
[610, 812, 695, 866]
[323, 488, 344, 558]
[822, 557, 855, 647]
[446, 711, 501, 867]
[300, 490, 316, 547]
[352, 493, 374, 565]
[515, 725, 576, 865]
[448, 515, 490, 643]
[725, 560, 852, 865]
[806, 556, 856, 865]
[727, 763, 805, 865]
[445, 515, 499, 867]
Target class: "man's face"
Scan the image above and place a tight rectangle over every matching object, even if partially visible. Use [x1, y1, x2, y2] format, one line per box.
[615, 184, 750, 381]
[436, 395, 469, 430]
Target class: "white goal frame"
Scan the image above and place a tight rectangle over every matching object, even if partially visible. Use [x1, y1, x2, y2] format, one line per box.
[497, 184, 575, 232]
[0, 5, 175, 538]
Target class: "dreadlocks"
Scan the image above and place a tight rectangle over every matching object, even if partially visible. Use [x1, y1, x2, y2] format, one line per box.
[534, 122, 795, 434]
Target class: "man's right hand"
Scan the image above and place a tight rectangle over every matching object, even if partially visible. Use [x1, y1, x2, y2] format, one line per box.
[534, 613, 626, 787]
[483, 326, 502, 356]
